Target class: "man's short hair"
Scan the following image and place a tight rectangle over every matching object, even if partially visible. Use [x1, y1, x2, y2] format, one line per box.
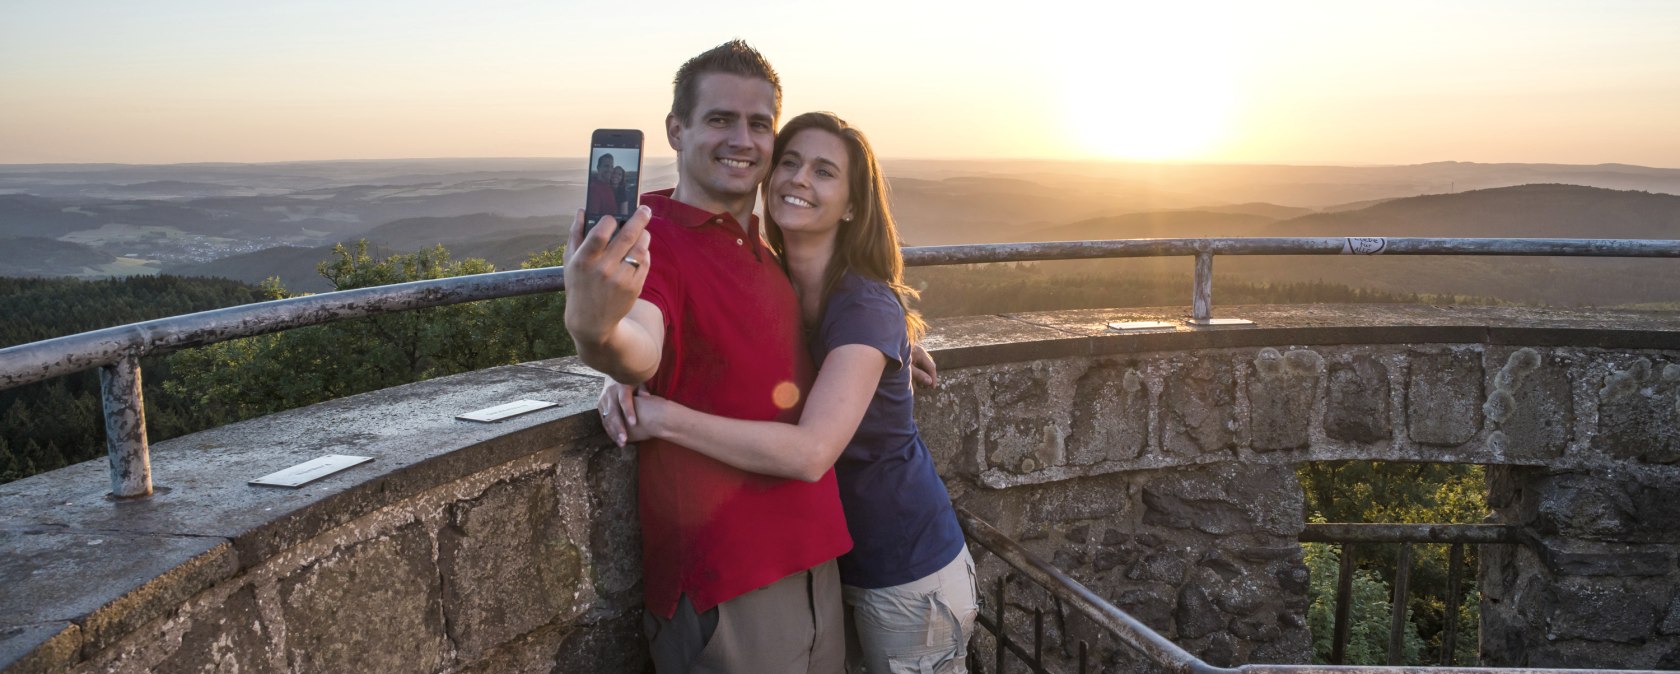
[671, 39, 782, 126]
[597, 154, 614, 168]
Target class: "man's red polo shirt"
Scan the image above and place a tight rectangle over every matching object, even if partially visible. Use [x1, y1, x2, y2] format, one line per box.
[634, 189, 852, 618]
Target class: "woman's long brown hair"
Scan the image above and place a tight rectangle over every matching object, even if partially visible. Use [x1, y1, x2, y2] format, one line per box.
[764, 111, 926, 342]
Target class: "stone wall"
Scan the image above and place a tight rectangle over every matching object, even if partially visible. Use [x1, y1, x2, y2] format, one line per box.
[914, 306, 1680, 670]
[6, 305, 1680, 672]
[1, 359, 645, 673]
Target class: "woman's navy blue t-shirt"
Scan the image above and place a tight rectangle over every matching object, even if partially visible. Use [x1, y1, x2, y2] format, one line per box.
[812, 271, 965, 589]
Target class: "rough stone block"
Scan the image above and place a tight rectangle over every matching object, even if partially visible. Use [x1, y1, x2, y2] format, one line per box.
[160, 584, 281, 674]
[278, 522, 447, 673]
[1140, 464, 1304, 537]
[1114, 588, 1174, 632]
[1594, 358, 1680, 464]
[1325, 355, 1392, 443]
[1406, 349, 1485, 446]
[914, 372, 984, 480]
[1025, 473, 1131, 523]
[1126, 553, 1189, 584]
[1175, 584, 1226, 639]
[1534, 473, 1640, 541]
[1497, 356, 1572, 460]
[1247, 348, 1320, 452]
[1547, 579, 1667, 644]
[1663, 594, 1680, 636]
[1627, 471, 1680, 543]
[439, 474, 583, 658]
[1068, 362, 1149, 465]
[1160, 358, 1238, 458]
[549, 612, 648, 674]
[981, 367, 1063, 473]
[588, 446, 641, 600]
[1535, 539, 1676, 577]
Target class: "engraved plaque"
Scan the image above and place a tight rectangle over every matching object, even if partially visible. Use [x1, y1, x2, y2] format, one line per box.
[456, 399, 558, 423]
[1108, 321, 1176, 332]
[250, 454, 374, 488]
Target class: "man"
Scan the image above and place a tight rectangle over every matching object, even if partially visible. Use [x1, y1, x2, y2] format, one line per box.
[563, 40, 851, 673]
[586, 152, 619, 217]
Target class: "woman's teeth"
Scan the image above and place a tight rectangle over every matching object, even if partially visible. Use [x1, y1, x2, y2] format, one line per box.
[781, 195, 813, 208]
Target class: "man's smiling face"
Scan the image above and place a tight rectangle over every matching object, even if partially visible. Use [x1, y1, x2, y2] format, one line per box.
[668, 72, 777, 209]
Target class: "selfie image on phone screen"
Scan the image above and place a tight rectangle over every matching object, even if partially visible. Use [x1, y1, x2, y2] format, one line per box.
[586, 129, 643, 230]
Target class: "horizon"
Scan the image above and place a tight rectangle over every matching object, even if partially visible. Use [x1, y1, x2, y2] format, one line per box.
[3, 1, 1679, 167]
[5, 157, 1680, 172]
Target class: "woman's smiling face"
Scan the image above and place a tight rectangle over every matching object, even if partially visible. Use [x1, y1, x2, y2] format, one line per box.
[767, 128, 852, 237]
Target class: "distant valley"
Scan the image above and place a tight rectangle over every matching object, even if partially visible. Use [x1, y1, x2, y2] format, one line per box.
[3, 158, 1680, 302]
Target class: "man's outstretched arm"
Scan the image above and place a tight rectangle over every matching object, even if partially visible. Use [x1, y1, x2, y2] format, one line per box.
[563, 206, 664, 385]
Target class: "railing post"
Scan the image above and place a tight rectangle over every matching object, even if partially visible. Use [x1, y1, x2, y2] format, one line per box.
[1186, 245, 1253, 327]
[1387, 543, 1413, 665]
[1442, 542, 1465, 665]
[1192, 248, 1213, 322]
[99, 354, 151, 498]
[1331, 543, 1355, 664]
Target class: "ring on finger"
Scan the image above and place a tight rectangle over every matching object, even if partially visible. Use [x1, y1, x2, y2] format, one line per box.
[623, 255, 640, 269]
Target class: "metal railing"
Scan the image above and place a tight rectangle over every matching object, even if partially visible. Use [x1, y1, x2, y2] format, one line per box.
[956, 509, 1670, 674]
[2, 236, 1678, 497]
[1298, 524, 1521, 667]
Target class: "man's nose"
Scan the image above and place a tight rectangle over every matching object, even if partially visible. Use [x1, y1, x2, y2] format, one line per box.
[726, 121, 752, 148]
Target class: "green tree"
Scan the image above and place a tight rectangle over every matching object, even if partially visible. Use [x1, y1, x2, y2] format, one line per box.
[161, 240, 572, 429]
[1304, 541, 1426, 665]
[1299, 462, 1486, 665]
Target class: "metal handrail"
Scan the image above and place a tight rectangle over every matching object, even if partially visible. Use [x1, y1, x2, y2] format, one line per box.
[3, 236, 1680, 496]
[957, 509, 1672, 674]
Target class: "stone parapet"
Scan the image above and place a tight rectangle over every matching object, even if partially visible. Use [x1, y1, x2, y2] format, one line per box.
[3, 304, 1679, 671]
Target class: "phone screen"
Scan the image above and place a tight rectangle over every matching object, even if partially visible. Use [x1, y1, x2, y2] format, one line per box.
[586, 129, 644, 231]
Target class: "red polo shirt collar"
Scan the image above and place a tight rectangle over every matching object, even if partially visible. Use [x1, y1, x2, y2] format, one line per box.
[641, 188, 765, 256]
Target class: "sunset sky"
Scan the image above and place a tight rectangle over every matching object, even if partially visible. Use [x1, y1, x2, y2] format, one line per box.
[3, 1, 1677, 166]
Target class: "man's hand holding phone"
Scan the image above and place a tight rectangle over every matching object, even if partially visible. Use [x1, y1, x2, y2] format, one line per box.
[563, 206, 660, 383]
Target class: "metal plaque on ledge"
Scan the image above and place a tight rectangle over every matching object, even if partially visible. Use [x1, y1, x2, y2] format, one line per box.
[1107, 321, 1177, 332]
[456, 399, 558, 423]
[250, 454, 374, 488]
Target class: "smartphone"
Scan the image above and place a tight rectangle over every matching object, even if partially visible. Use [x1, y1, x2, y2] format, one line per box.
[585, 129, 644, 232]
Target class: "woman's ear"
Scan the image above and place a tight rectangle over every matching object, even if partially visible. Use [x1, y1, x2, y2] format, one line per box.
[842, 204, 855, 223]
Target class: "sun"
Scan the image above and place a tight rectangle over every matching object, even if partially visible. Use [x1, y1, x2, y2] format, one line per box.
[1055, 7, 1239, 161]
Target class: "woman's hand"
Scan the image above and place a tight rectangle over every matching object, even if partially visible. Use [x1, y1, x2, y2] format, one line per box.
[598, 379, 639, 447]
[625, 390, 679, 443]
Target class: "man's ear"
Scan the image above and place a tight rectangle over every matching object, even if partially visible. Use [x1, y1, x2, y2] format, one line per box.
[666, 112, 683, 152]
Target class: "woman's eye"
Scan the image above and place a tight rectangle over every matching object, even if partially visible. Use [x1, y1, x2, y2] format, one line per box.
[817, 169, 834, 178]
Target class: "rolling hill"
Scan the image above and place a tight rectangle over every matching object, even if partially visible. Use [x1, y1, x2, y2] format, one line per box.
[163, 214, 568, 291]
[0, 238, 115, 276]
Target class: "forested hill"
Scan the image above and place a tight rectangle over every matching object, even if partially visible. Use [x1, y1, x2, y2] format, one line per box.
[164, 213, 565, 291]
[1024, 211, 1274, 241]
[0, 275, 263, 348]
[0, 237, 115, 276]
[1266, 184, 1680, 238]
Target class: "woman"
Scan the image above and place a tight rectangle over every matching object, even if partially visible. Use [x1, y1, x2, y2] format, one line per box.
[614, 111, 976, 672]
[609, 165, 630, 217]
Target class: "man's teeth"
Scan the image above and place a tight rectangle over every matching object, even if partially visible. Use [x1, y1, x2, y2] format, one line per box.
[719, 158, 751, 169]
[782, 195, 813, 208]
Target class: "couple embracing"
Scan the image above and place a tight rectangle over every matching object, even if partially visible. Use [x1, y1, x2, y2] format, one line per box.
[563, 40, 977, 673]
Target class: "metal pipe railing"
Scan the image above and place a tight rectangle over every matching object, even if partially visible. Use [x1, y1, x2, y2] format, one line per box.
[958, 509, 1674, 674]
[4, 236, 1680, 496]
